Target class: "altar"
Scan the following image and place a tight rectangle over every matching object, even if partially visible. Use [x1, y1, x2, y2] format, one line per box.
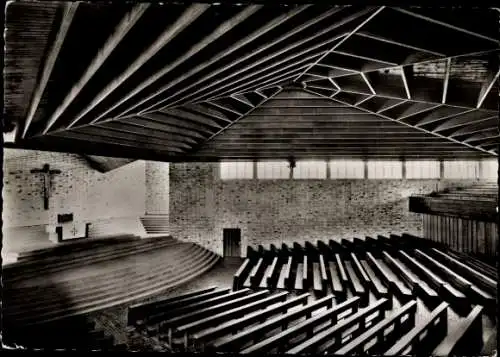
[46, 215, 91, 243]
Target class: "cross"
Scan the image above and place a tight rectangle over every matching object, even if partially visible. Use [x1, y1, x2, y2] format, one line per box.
[30, 164, 61, 210]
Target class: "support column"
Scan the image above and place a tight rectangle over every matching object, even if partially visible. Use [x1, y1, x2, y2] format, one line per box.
[363, 159, 369, 179]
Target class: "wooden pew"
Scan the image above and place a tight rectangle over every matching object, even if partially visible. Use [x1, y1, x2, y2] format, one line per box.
[414, 249, 495, 309]
[401, 233, 446, 250]
[233, 259, 252, 290]
[176, 291, 289, 349]
[335, 254, 349, 288]
[302, 255, 309, 290]
[286, 298, 390, 354]
[341, 238, 355, 251]
[128, 286, 217, 325]
[328, 260, 347, 302]
[344, 259, 369, 307]
[366, 252, 409, 306]
[248, 257, 267, 288]
[352, 237, 369, 254]
[141, 289, 247, 332]
[398, 251, 470, 315]
[266, 256, 282, 289]
[313, 255, 328, 296]
[259, 255, 278, 289]
[190, 293, 310, 351]
[137, 288, 232, 327]
[360, 260, 390, 300]
[161, 290, 270, 344]
[384, 302, 449, 356]
[241, 296, 362, 354]
[277, 256, 292, 290]
[333, 300, 418, 355]
[447, 250, 497, 280]
[429, 248, 496, 296]
[210, 294, 336, 352]
[382, 251, 440, 309]
[351, 253, 371, 289]
[432, 306, 484, 357]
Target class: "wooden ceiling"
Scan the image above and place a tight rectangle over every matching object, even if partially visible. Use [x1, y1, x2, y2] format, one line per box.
[3, 3, 498, 161]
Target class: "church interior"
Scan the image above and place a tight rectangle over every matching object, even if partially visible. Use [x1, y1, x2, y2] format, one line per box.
[2, 2, 499, 354]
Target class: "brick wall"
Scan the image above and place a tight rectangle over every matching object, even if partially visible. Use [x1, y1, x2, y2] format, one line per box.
[2, 149, 146, 253]
[169, 162, 479, 257]
[145, 161, 169, 215]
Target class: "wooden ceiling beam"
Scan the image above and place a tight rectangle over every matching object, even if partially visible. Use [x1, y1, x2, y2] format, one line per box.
[433, 113, 496, 132]
[415, 107, 475, 127]
[87, 5, 260, 126]
[96, 121, 199, 145]
[65, 4, 210, 130]
[464, 131, 500, 143]
[113, 6, 311, 117]
[305, 88, 496, 156]
[332, 50, 398, 67]
[73, 126, 193, 150]
[42, 4, 149, 134]
[295, 7, 386, 81]
[401, 66, 412, 99]
[48, 131, 184, 153]
[208, 65, 309, 101]
[119, 116, 208, 140]
[182, 103, 233, 124]
[396, 103, 442, 121]
[449, 118, 498, 137]
[158, 107, 223, 129]
[139, 112, 214, 136]
[185, 32, 348, 104]
[22, 2, 79, 138]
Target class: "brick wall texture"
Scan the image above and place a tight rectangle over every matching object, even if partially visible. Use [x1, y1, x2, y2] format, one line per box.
[2, 150, 148, 253]
[169, 162, 479, 257]
[145, 161, 169, 215]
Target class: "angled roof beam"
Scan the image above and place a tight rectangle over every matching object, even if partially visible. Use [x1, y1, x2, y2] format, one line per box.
[477, 68, 500, 108]
[86, 5, 260, 127]
[208, 101, 243, 117]
[361, 73, 376, 95]
[415, 107, 476, 127]
[401, 66, 412, 100]
[186, 88, 284, 155]
[216, 66, 309, 100]
[449, 119, 498, 137]
[304, 87, 496, 156]
[22, 2, 79, 138]
[63, 4, 210, 130]
[108, 6, 312, 118]
[442, 58, 452, 104]
[393, 8, 499, 43]
[157, 10, 367, 109]
[355, 31, 446, 56]
[200, 54, 321, 103]
[464, 131, 500, 143]
[433, 113, 497, 132]
[231, 94, 255, 108]
[332, 50, 398, 66]
[355, 94, 375, 106]
[159, 108, 223, 129]
[181, 103, 232, 124]
[397, 104, 442, 121]
[295, 7, 386, 81]
[42, 4, 149, 134]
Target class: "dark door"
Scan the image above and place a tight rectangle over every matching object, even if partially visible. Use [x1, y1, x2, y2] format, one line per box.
[223, 228, 241, 258]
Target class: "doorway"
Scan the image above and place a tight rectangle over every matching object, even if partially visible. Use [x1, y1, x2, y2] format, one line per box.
[223, 228, 241, 259]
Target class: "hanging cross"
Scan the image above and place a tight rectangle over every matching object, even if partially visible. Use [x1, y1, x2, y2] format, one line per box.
[30, 164, 61, 210]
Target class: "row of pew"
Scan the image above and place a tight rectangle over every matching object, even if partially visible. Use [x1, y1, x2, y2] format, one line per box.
[126, 285, 484, 355]
[232, 234, 496, 315]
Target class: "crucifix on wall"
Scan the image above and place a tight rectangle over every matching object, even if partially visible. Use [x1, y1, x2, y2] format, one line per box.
[30, 164, 61, 210]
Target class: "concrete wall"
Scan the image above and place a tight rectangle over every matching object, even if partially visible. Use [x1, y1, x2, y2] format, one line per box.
[169, 162, 480, 257]
[2, 149, 146, 254]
